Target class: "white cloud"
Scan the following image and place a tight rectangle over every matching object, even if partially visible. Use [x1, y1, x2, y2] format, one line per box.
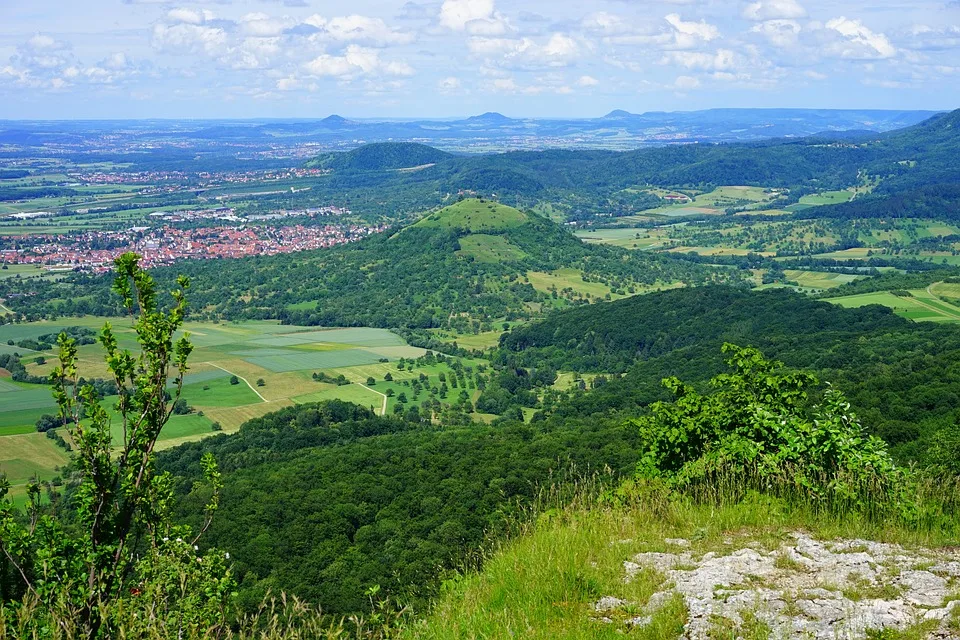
[239, 13, 294, 37]
[581, 12, 632, 35]
[304, 15, 415, 46]
[577, 75, 599, 87]
[674, 75, 700, 90]
[824, 17, 896, 59]
[468, 33, 582, 69]
[742, 0, 806, 22]
[664, 13, 720, 49]
[303, 45, 413, 79]
[153, 22, 228, 56]
[438, 76, 461, 92]
[662, 49, 738, 71]
[166, 8, 213, 25]
[439, 0, 495, 31]
[751, 19, 801, 47]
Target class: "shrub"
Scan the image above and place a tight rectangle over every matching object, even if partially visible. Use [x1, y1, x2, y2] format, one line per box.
[631, 344, 912, 518]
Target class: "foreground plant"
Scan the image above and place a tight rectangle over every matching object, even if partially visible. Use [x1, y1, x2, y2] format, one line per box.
[0, 252, 230, 638]
[630, 344, 913, 517]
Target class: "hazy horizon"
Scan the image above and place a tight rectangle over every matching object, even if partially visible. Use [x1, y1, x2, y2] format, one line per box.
[2, 1, 960, 119]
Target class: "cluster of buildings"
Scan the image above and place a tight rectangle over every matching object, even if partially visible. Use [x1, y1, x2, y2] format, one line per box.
[0, 222, 384, 273]
[73, 167, 330, 188]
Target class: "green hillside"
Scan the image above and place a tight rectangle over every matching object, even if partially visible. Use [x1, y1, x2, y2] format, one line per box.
[306, 142, 453, 171]
[414, 199, 530, 232]
[3, 200, 735, 327]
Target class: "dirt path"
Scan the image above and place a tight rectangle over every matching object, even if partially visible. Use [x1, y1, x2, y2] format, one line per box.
[357, 382, 388, 416]
[203, 362, 269, 403]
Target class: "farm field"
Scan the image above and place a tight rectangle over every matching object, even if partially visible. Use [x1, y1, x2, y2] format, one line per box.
[575, 227, 666, 250]
[640, 185, 784, 216]
[526, 268, 628, 301]
[783, 270, 863, 290]
[827, 288, 960, 323]
[798, 190, 855, 206]
[0, 318, 491, 499]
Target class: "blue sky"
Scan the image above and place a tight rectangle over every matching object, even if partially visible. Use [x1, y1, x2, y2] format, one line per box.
[1, 0, 959, 119]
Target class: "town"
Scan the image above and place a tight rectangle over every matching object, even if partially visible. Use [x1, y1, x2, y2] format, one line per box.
[0, 221, 384, 273]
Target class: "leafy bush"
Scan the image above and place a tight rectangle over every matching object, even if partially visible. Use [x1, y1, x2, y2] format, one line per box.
[631, 344, 910, 514]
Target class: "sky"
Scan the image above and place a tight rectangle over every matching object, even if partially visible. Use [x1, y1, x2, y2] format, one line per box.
[1, 0, 959, 119]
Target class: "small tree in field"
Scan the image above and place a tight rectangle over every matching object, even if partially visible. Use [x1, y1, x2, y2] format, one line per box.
[0, 253, 230, 638]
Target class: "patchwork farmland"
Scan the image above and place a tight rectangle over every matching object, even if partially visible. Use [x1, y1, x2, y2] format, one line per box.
[0, 318, 486, 503]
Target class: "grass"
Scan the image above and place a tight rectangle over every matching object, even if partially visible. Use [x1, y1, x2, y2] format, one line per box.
[180, 375, 263, 408]
[0, 319, 430, 442]
[526, 268, 623, 300]
[456, 234, 528, 262]
[575, 228, 665, 250]
[415, 199, 529, 232]
[799, 190, 856, 206]
[782, 270, 862, 290]
[405, 481, 960, 640]
[828, 290, 960, 323]
[0, 432, 70, 488]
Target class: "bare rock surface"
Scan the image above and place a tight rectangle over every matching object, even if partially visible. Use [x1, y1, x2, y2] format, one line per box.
[599, 532, 960, 638]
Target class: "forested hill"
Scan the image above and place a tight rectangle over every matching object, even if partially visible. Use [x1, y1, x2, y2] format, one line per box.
[1, 199, 735, 325]
[298, 108, 960, 212]
[305, 142, 453, 171]
[494, 286, 960, 462]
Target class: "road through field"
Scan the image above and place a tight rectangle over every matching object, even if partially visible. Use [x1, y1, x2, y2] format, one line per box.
[357, 382, 387, 416]
[203, 362, 269, 403]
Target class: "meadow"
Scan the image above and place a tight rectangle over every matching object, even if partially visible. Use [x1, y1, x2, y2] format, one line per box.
[0, 318, 487, 501]
[827, 288, 960, 323]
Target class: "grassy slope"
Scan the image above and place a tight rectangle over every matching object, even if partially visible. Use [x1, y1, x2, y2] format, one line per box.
[414, 199, 530, 232]
[408, 493, 959, 640]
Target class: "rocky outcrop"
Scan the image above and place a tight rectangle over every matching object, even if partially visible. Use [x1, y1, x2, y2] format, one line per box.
[597, 532, 960, 638]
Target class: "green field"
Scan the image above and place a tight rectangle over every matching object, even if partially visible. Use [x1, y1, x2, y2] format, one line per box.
[415, 200, 528, 231]
[0, 318, 470, 501]
[457, 234, 528, 262]
[639, 186, 783, 217]
[575, 228, 665, 250]
[526, 268, 626, 300]
[783, 270, 862, 290]
[0, 320, 479, 464]
[799, 190, 856, 206]
[827, 289, 960, 323]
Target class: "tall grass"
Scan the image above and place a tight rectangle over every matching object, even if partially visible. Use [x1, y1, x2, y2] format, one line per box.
[0, 594, 408, 640]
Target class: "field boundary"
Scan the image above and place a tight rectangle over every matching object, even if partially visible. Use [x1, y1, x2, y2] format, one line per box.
[202, 362, 269, 403]
[357, 382, 387, 416]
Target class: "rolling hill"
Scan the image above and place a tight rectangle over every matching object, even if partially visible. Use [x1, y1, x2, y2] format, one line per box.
[2, 199, 735, 327]
[305, 142, 453, 171]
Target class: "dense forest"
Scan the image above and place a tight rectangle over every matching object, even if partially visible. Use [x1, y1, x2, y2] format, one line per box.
[494, 286, 960, 462]
[160, 400, 641, 614]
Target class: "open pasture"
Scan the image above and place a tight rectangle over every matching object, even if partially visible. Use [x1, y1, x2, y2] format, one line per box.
[526, 268, 627, 300]
[575, 227, 665, 250]
[799, 190, 856, 206]
[783, 270, 862, 290]
[827, 289, 960, 323]
[642, 186, 782, 216]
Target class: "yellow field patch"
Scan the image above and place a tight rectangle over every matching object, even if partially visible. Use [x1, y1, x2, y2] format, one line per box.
[526, 269, 622, 299]
[197, 400, 295, 434]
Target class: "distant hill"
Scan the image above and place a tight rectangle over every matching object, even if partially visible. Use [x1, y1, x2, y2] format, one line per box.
[306, 142, 453, 171]
[465, 112, 514, 125]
